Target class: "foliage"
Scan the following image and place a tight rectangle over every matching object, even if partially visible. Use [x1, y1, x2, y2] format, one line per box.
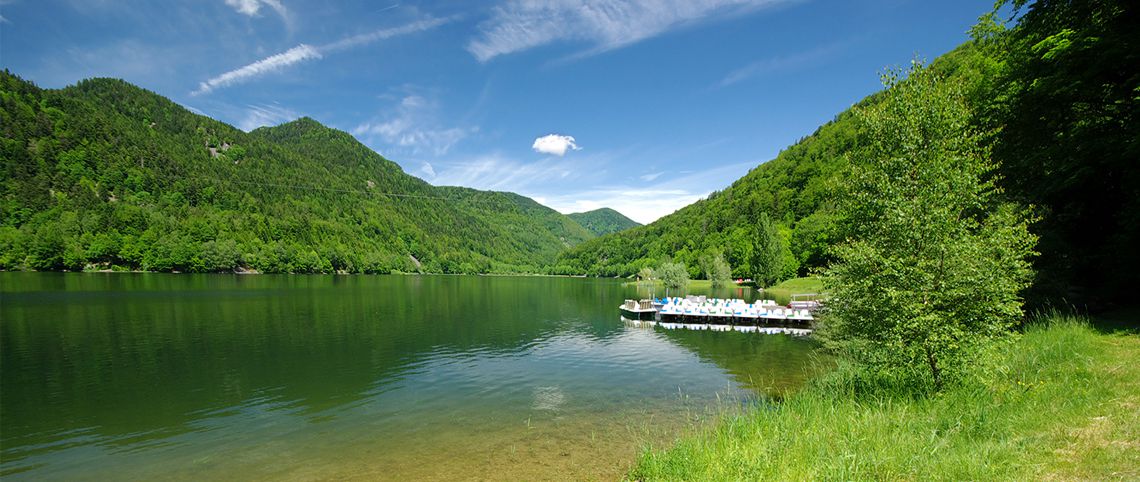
[566, 207, 640, 236]
[637, 266, 655, 281]
[657, 261, 689, 291]
[820, 62, 1037, 390]
[0, 72, 594, 274]
[981, 0, 1140, 306]
[630, 315, 1140, 480]
[699, 251, 732, 288]
[762, 276, 824, 304]
[751, 213, 782, 287]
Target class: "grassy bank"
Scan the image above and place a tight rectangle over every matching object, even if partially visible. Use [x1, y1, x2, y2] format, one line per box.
[760, 277, 823, 303]
[630, 315, 1139, 480]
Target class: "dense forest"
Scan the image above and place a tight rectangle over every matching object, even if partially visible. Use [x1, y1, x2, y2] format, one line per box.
[567, 208, 640, 236]
[0, 74, 598, 274]
[556, 0, 1138, 308]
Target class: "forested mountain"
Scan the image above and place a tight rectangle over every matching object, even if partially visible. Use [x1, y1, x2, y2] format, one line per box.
[556, 0, 1138, 307]
[552, 45, 1000, 281]
[567, 208, 640, 236]
[551, 91, 868, 280]
[0, 72, 593, 274]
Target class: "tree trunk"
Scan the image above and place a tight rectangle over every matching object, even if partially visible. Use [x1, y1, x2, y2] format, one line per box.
[925, 347, 943, 391]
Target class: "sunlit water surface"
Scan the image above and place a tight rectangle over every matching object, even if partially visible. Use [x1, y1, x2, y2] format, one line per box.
[1, 273, 820, 480]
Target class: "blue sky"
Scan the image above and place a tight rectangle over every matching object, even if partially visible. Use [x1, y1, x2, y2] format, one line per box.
[0, 0, 994, 223]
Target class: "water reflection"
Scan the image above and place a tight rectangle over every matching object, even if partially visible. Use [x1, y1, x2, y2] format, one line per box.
[1, 273, 819, 480]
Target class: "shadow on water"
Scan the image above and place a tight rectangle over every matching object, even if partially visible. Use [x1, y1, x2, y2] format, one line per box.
[656, 329, 829, 395]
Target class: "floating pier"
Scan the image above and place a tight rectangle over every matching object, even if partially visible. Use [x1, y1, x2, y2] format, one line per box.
[619, 295, 817, 335]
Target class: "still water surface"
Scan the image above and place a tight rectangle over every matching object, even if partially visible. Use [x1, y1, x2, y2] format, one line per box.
[1, 273, 820, 480]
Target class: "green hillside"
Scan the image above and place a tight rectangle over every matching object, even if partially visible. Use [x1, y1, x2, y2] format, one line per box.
[567, 207, 640, 236]
[551, 91, 869, 279]
[555, 0, 1138, 307]
[0, 72, 592, 274]
[552, 49, 985, 280]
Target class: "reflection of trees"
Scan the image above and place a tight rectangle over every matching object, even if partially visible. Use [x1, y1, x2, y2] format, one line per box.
[0, 274, 625, 460]
[658, 329, 828, 395]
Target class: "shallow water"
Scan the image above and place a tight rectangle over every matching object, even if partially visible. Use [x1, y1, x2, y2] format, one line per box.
[0, 273, 820, 480]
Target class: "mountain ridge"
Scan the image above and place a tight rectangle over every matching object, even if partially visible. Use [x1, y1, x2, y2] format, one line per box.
[0, 71, 591, 274]
[567, 208, 641, 236]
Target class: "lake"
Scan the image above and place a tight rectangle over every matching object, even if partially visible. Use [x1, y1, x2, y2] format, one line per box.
[0, 273, 821, 480]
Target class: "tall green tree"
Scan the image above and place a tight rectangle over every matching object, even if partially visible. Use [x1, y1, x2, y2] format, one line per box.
[658, 261, 689, 293]
[701, 251, 733, 288]
[637, 266, 655, 282]
[821, 62, 1036, 391]
[752, 213, 782, 287]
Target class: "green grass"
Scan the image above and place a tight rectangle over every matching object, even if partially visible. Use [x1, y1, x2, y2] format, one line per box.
[762, 277, 824, 303]
[629, 314, 1140, 480]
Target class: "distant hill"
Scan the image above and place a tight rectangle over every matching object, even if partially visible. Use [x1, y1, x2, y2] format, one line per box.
[0, 71, 592, 274]
[567, 208, 640, 236]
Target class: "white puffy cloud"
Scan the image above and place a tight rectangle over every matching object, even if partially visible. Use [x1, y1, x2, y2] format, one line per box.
[420, 162, 437, 178]
[532, 134, 581, 156]
[468, 0, 787, 62]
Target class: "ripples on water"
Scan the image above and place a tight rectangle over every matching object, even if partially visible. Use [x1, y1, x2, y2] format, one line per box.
[0, 273, 821, 480]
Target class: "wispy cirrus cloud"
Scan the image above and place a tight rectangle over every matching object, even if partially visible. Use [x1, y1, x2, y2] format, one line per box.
[237, 103, 300, 131]
[538, 160, 757, 223]
[322, 16, 453, 53]
[430, 154, 580, 192]
[719, 41, 845, 87]
[424, 146, 755, 223]
[194, 44, 320, 95]
[539, 187, 704, 224]
[467, 0, 790, 62]
[352, 92, 477, 157]
[193, 16, 453, 95]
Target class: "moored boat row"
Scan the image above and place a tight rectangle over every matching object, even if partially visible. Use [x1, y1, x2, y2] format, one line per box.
[655, 296, 814, 324]
[619, 295, 819, 334]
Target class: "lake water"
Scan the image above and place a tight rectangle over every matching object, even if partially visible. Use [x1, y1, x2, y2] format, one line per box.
[1, 273, 821, 480]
